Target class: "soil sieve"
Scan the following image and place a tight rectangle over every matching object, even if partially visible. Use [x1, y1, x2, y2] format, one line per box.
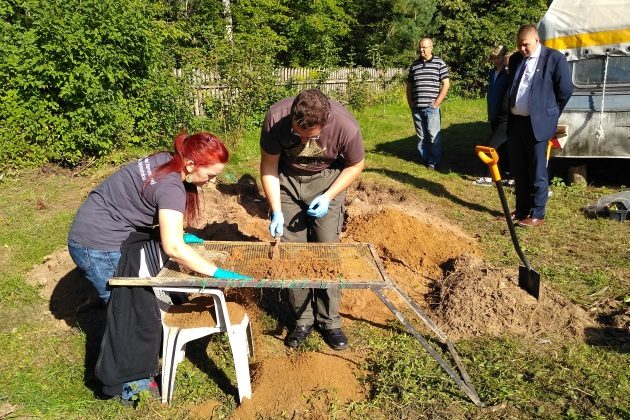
[109, 240, 482, 406]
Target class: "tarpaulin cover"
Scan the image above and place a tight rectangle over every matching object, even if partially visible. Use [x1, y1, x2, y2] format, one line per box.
[538, 0, 630, 61]
[584, 191, 630, 220]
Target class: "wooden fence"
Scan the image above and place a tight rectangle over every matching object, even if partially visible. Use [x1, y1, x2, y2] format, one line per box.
[174, 67, 406, 116]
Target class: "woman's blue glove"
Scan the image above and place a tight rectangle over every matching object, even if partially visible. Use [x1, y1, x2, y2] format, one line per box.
[307, 195, 330, 218]
[183, 233, 204, 244]
[213, 267, 252, 280]
[269, 210, 284, 237]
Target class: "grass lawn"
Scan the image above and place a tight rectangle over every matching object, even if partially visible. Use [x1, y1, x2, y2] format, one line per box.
[0, 93, 628, 418]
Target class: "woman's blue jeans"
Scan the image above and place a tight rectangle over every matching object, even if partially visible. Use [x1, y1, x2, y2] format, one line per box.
[411, 106, 442, 167]
[67, 237, 121, 304]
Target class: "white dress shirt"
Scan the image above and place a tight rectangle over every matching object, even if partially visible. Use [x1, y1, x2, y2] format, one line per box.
[511, 44, 541, 116]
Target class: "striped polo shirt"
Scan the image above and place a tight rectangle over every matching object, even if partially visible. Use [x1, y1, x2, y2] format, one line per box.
[407, 56, 450, 107]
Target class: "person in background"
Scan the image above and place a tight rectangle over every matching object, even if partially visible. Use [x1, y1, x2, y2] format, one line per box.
[406, 37, 451, 170]
[507, 24, 573, 227]
[474, 45, 513, 186]
[260, 89, 365, 351]
[68, 132, 249, 402]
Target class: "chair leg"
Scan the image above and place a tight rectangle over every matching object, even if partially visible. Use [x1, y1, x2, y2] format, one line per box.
[246, 318, 254, 357]
[160, 326, 172, 404]
[161, 326, 181, 404]
[227, 321, 252, 402]
[167, 333, 187, 404]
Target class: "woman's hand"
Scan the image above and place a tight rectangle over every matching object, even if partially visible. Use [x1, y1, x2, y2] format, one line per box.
[213, 268, 252, 280]
[183, 232, 204, 244]
[159, 209, 219, 277]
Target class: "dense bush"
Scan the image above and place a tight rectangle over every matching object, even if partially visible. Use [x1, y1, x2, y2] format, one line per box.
[197, 35, 293, 136]
[0, 0, 193, 168]
[346, 70, 371, 111]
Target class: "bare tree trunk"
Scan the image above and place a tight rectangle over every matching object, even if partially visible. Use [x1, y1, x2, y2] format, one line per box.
[222, 0, 233, 44]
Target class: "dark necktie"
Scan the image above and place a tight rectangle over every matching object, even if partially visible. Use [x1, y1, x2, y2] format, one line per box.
[509, 58, 528, 108]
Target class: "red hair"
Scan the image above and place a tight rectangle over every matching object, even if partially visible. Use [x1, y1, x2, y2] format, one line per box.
[152, 132, 229, 224]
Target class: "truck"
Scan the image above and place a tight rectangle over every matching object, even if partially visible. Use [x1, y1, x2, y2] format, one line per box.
[537, 0, 630, 181]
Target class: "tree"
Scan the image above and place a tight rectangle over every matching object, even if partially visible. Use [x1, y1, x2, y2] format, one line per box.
[339, 0, 438, 67]
[277, 0, 353, 67]
[222, 0, 233, 43]
[435, 0, 548, 95]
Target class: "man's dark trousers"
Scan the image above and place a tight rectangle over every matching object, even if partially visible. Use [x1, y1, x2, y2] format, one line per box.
[508, 114, 549, 220]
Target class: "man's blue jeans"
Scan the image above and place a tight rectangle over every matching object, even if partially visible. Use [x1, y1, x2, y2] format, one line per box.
[411, 106, 442, 167]
[68, 237, 121, 304]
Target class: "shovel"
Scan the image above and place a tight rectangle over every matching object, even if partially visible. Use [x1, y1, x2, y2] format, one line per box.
[269, 236, 281, 260]
[475, 146, 541, 299]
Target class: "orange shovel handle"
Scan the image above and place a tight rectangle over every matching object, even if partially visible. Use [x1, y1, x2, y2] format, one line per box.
[475, 145, 501, 182]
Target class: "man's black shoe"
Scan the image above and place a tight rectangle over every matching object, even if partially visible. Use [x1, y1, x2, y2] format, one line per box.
[285, 325, 314, 348]
[321, 328, 348, 350]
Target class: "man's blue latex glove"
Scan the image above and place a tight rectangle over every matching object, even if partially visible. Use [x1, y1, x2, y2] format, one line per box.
[269, 210, 284, 237]
[307, 195, 330, 218]
[213, 267, 252, 280]
[183, 233, 204, 244]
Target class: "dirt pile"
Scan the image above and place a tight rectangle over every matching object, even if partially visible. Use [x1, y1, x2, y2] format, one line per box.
[231, 352, 365, 419]
[344, 206, 478, 279]
[433, 254, 596, 341]
[339, 205, 480, 326]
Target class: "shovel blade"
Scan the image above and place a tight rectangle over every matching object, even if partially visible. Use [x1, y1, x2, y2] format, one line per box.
[518, 265, 541, 299]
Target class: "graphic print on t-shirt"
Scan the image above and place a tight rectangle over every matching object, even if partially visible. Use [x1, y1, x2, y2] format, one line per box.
[137, 156, 157, 185]
[284, 138, 328, 168]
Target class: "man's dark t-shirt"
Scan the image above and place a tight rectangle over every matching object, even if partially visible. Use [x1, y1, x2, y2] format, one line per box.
[260, 97, 365, 174]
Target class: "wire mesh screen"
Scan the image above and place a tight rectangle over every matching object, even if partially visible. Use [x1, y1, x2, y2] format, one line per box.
[158, 241, 389, 285]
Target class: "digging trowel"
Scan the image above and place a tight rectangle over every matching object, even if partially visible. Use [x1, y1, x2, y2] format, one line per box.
[269, 236, 281, 260]
[475, 146, 541, 299]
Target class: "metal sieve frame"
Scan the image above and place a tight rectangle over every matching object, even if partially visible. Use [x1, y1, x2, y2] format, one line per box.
[110, 241, 393, 289]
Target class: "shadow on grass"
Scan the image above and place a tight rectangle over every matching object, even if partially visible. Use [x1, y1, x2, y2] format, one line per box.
[49, 268, 107, 397]
[364, 167, 497, 215]
[584, 307, 630, 353]
[372, 121, 491, 176]
[584, 326, 630, 353]
[184, 336, 240, 398]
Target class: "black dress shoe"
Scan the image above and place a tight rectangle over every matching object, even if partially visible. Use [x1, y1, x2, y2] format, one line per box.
[321, 328, 348, 350]
[285, 325, 314, 348]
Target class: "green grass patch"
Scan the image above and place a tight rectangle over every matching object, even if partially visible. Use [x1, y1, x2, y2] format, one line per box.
[0, 274, 40, 308]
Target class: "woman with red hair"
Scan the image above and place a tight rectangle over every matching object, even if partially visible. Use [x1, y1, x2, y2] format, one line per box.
[68, 131, 249, 305]
[68, 131, 249, 404]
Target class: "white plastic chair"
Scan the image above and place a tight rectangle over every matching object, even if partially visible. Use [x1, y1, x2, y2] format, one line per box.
[153, 287, 254, 404]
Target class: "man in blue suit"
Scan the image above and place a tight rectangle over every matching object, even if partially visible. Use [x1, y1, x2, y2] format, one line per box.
[507, 24, 573, 227]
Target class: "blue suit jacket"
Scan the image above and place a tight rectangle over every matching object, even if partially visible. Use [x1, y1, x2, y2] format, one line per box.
[487, 68, 508, 122]
[508, 45, 573, 142]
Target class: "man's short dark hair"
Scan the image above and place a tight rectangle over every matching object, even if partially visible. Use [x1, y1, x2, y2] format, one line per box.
[517, 24, 538, 38]
[291, 89, 331, 129]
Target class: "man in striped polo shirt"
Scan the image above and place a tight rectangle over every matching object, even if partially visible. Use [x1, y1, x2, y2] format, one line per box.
[406, 37, 450, 169]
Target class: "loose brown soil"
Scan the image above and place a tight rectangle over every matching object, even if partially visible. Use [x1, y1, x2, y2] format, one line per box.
[224, 248, 380, 281]
[26, 177, 601, 417]
[164, 297, 247, 328]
